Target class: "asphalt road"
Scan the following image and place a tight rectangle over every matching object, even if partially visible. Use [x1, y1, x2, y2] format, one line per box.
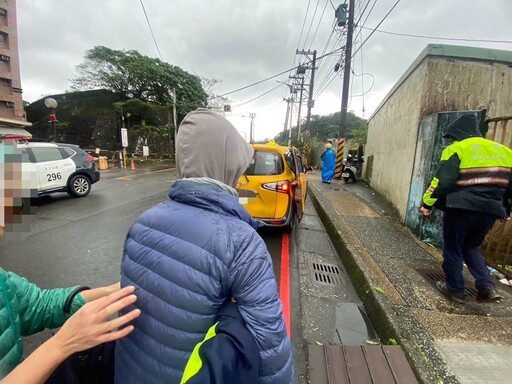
[0, 166, 284, 355]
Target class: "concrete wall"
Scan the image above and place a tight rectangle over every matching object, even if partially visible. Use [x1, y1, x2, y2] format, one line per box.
[364, 63, 427, 218]
[365, 55, 512, 220]
[422, 58, 512, 118]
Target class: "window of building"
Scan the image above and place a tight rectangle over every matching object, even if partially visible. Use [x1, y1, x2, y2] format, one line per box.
[4, 101, 14, 110]
[0, 32, 7, 43]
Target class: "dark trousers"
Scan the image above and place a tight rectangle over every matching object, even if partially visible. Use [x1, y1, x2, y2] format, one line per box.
[442, 209, 496, 294]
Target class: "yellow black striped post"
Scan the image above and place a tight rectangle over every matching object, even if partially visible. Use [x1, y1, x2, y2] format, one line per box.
[334, 138, 345, 179]
[303, 142, 310, 167]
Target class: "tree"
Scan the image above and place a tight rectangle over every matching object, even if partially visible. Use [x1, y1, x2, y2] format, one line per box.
[71, 46, 208, 121]
[201, 77, 232, 112]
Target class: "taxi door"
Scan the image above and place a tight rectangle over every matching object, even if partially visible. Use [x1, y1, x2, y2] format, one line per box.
[29, 146, 75, 192]
[237, 149, 280, 219]
[293, 150, 308, 221]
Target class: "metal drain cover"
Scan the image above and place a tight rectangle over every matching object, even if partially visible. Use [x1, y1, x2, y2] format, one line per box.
[309, 260, 344, 287]
[417, 269, 479, 300]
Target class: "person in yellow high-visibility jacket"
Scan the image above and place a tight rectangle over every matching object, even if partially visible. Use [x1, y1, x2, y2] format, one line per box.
[181, 301, 259, 384]
[420, 114, 512, 304]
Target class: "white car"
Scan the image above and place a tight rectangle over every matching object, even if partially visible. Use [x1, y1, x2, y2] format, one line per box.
[14, 142, 101, 197]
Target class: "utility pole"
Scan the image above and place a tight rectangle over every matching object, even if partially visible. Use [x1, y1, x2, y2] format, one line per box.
[283, 97, 291, 135]
[249, 113, 255, 144]
[172, 88, 178, 158]
[334, 0, 354, 179]
[287, 96, 294, 147]
[296, 50, 317, 133]
[293, 76, 305, 140]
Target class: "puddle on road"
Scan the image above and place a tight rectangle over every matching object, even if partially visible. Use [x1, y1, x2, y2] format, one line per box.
[335, 303, 379, 345]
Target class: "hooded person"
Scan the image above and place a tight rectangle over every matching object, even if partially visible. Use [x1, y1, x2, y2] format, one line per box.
[421, 114, 512, 304]
[115, 108, 295, 384]
[320, 142, 335, 183]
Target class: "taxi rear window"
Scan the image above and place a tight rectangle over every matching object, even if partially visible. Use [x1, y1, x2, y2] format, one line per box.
[245, 150, 284, 176]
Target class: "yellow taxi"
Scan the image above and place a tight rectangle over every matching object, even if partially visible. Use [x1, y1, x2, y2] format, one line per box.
[237, 141, 309, 232]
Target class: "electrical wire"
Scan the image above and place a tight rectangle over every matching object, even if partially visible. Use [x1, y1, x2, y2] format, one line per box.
[349, 71, 375, 97]
[352, 0, 378, 45]
[351, 0, 402, 59]
[139, 0, 163, 60]
[218, 47, 343, 98]
[359, 26, 512, 44]
[302, 0, 321, 50]
[308, 0, 331, 51]
[295, 0, 312, 56]
[232, 84, 285, 107]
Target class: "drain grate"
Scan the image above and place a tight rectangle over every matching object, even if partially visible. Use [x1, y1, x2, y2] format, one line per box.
[309, 260, 343, 287]
[417, 269, 478, 299]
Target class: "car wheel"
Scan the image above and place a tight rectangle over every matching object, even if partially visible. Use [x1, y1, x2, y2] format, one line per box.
[68, 175, 91, 197]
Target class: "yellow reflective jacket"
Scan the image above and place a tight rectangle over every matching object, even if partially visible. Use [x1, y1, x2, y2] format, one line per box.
[423, 135, 512, 217]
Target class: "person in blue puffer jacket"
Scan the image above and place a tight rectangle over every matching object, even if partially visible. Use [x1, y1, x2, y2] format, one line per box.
[115, 108, 295, 383]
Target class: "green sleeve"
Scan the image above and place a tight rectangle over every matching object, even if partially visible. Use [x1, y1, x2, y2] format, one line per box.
[7, 271, 84, 336]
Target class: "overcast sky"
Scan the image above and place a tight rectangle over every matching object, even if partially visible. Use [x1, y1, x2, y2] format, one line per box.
[16, 0, 512, 141]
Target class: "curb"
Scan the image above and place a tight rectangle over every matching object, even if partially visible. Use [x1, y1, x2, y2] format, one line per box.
[308, 184, 455, 384]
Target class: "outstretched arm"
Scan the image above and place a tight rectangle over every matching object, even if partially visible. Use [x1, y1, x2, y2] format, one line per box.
[1, 286, 140, 384]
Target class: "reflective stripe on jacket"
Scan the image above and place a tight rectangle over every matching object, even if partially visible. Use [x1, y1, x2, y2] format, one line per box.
[115, 179, 294, 384]
[423, 137, 512, 217]
[181, 301, 259, 384]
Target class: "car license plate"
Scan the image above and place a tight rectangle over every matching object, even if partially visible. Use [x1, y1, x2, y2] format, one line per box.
[341, 172, 349, 178]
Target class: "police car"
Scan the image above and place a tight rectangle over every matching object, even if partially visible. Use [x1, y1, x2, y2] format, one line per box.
[16, 142, 100, 197]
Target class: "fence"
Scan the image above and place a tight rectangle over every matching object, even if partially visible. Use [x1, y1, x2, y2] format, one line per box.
[483, 116, 512, 273]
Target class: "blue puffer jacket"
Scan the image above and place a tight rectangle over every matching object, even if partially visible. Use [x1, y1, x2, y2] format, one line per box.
[115, 179, 294, 384]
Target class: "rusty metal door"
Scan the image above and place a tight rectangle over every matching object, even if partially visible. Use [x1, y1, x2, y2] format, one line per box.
[482, 116, 512, 270]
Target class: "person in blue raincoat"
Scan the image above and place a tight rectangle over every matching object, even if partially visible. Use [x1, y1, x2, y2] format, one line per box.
[115, 108, 295, 384]
[321, 142, 336, 183]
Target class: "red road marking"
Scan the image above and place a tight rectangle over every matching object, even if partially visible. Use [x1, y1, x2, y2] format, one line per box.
[280, 232, 291, 337]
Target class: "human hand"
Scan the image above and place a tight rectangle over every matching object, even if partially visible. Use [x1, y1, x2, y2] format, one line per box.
[51, 286, 140, 357]
[80, 282, 121, 303]
[420, 207, 431, 217]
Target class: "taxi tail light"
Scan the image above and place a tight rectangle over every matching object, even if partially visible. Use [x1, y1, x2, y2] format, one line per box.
[262, 180, 291, 194]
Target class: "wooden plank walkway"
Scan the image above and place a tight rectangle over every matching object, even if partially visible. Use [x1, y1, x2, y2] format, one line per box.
[308, 344, 418, 384]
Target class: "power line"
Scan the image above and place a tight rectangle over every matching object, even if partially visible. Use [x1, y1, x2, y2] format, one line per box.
[296, 0, 312, 55]
[351, 0, 402, 59]
[303, 0, 321, 50]
[352, 0, 378, 45]
[308, 0, 331, 51]
[360, 26, 512, 44]
[232, 84, 285, 107]
[218, 47, 343, 98]
[139, 0, 163, 60]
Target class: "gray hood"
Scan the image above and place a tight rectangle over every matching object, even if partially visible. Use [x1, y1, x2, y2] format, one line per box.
[176, 108, 254, 187]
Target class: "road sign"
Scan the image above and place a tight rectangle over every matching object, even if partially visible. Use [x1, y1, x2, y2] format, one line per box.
[121, 128, 128, 148]
[143, 146, 149, 157]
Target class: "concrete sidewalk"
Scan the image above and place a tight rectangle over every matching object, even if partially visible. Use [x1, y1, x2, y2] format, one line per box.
[306, 172, 512, 384]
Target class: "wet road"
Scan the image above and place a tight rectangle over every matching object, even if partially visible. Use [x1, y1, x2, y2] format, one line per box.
[0, 166, 284, 354]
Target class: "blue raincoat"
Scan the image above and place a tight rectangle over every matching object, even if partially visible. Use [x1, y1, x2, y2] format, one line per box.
[321, 148, 336, 182]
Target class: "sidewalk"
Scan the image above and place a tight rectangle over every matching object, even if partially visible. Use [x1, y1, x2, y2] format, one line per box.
[306, 172, 512, 384]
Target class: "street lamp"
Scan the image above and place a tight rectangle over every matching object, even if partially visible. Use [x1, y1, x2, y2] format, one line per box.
[44, 98, 58, 142]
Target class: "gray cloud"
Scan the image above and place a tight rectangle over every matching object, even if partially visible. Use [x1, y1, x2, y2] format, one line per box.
[16, 0, 512, 140]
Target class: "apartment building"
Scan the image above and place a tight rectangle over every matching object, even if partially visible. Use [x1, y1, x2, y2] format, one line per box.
[0, 0, 31, 139]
